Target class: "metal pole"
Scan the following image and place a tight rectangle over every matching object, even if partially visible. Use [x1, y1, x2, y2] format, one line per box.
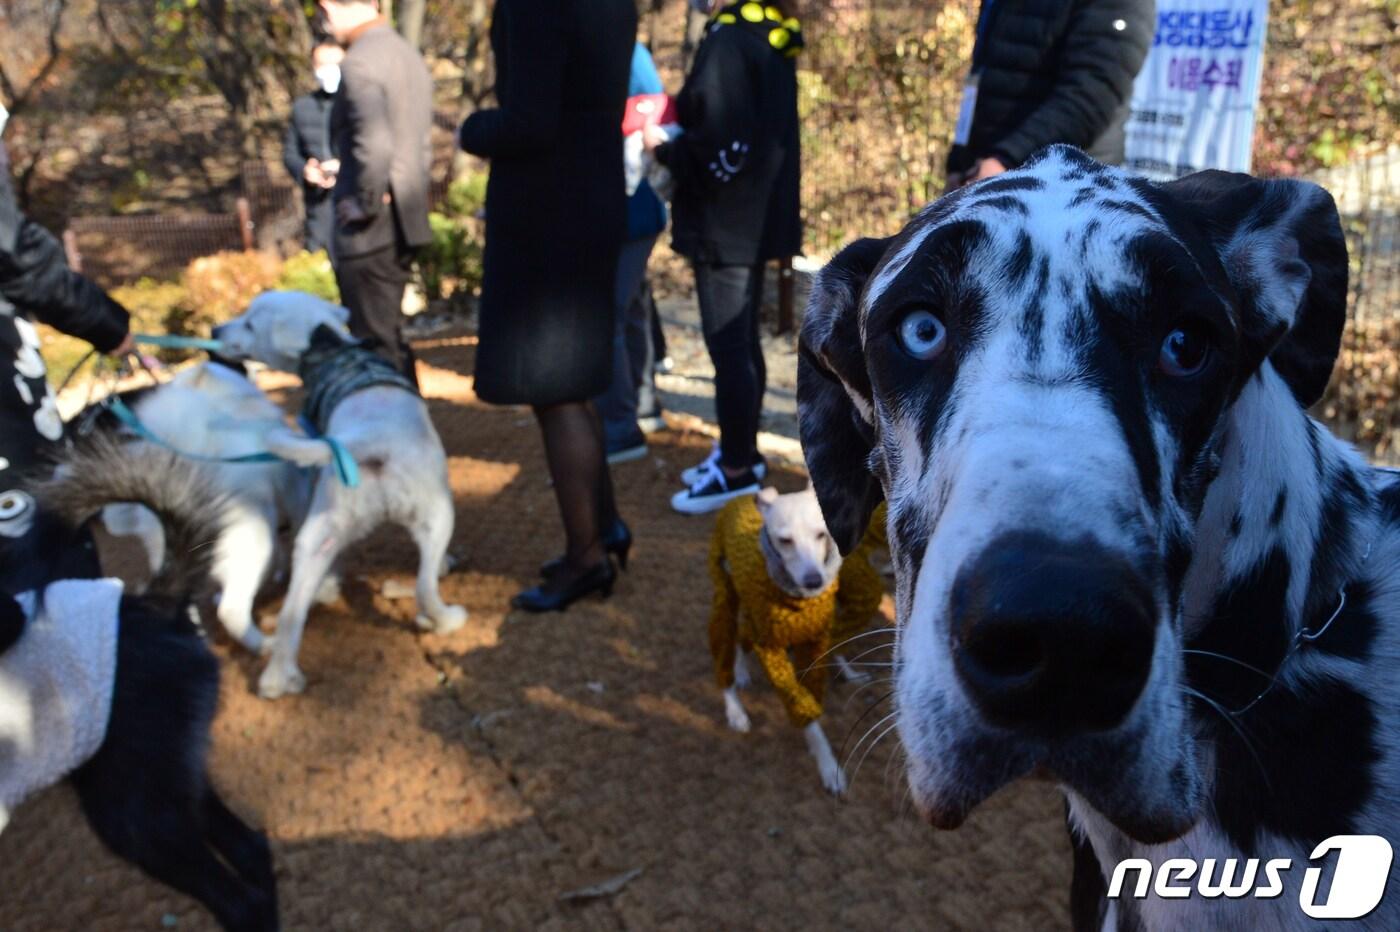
[62, 229, 83, 272]
[236, 197, 255, 252]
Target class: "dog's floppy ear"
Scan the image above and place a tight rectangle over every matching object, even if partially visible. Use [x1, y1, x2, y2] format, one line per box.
[1162, 170, 1348, 407]
[797, 236, 892, 555]
[0, 592, 25, 654]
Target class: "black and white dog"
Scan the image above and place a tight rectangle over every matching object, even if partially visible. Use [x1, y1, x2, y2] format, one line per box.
[0, 439, 278, 930]
[797, 146, 1400, 928]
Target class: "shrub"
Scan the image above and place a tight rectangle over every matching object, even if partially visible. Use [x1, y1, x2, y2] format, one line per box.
[181, 250, 284, 334]
[277, 249, 341, 304]
[416, 211, 483, 304]
[441, 173, 488, 221]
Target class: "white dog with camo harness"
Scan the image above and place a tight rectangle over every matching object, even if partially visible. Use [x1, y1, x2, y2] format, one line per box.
[214, 291, 466, 699]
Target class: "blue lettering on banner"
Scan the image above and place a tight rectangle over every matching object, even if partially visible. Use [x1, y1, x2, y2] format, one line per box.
[1155, 10, 1254, 49]
[1167, 56, 1245, 90]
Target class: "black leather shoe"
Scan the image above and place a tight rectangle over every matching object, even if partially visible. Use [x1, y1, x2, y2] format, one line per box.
[540, 519, 632, 578]
[513, 559, 617, 613]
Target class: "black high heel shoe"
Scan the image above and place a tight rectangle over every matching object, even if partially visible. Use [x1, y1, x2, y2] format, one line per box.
[512, 559, 617, 613]
[539, 519, 632, 578]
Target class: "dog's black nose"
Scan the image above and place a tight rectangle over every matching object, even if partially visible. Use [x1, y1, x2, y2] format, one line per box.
[802, 570, 825, 590]
[950, 532, 1156, 736]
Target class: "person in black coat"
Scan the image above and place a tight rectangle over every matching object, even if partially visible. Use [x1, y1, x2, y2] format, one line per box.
[459, 0, 638, 613]
[0, 129, 131, 483]
[644, 0, 802, 515]
[947, 0, 1155, 188]
[282, 41, 344, 254]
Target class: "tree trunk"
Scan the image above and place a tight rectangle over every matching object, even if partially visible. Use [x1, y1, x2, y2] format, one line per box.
[398, 0, 427, 50]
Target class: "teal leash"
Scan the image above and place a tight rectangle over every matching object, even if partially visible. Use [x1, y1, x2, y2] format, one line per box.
[90, 333, 362, 487]
[131, 333, 228, 353]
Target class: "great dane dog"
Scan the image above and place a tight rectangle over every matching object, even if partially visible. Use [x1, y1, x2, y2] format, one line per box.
[797, 145, 1400, 929]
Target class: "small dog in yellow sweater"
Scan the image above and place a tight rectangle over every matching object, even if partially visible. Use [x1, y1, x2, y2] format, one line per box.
[709, 486, 885, 795]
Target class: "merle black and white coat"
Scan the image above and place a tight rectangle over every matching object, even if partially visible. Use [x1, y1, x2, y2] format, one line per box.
[796, 145, 1400, 929]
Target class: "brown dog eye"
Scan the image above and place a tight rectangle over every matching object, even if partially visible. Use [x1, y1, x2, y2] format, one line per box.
[1159, 326, 1211, 377]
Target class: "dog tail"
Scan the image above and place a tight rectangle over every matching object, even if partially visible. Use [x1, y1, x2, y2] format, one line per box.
[263, 426, 334, 468]
[31, 435, 230, 601]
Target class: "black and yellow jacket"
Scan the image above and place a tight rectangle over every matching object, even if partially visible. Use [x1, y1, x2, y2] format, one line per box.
[658, 2, 803, 265]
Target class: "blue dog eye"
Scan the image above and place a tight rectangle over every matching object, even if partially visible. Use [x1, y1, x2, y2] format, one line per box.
[898, 310, 948, 360]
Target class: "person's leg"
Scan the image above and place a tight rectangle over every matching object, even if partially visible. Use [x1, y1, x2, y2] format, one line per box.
[334, 246, 417, 387]
[695, 262, 761, 474]
[304, 194, 332, 254]
[534, 399, 619, 573]
[650, 299, 671, 371]
[630, 281, 663, 426]
[746, 262, 768, 436]
[595, 238, 654, 454]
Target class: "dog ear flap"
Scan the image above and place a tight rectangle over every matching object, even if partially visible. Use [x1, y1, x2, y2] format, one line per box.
[0, 592, 26, 654]
[797, 236, 891, 555]
[1162, 170, 1348, 407]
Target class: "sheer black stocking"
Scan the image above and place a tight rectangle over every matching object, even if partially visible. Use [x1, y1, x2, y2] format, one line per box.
[534, 400, 619, 577]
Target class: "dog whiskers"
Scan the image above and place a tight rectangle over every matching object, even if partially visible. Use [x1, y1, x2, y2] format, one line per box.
[1181, 648, 1273, 681]
[840, 676, 893, 713]
[1179, 685, 1273, 793]
[839, 690, 895, 759]
[811, 626, 897, 668]
[845, 712, 899, 788]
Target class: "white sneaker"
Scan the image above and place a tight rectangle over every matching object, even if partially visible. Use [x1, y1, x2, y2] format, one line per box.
[671, 460, 761, 515]
[680, 443, 767, 487]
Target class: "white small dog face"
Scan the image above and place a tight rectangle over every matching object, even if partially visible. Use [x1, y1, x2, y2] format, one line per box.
[213, 291, 351, 372]
[756, 486, 842, 597]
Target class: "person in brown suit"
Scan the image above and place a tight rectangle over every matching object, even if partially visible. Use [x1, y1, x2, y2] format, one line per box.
[319, 0, 433, 385]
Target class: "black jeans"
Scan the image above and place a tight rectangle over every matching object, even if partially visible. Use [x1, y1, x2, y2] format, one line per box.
[694, 262, 766, 472]
[335, 245, 418, 388]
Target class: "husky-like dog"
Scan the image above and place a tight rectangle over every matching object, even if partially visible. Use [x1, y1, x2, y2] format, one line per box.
[213, 291, 466, 699]
[797, 146, 1400, 928]
[79, 362, 315, 654]
[0, 438, 278, 930]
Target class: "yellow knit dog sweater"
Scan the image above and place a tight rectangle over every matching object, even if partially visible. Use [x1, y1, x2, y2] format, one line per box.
[708, 497, 885, 727]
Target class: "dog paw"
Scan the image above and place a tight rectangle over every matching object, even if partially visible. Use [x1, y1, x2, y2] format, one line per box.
[258, 664, 306, 700]
[804, 722, 847, 797]
[723, 688, 751, 733]
[418, 604, 468, 634]
[314, 575, 343, 606]
[237, 626, 267, 655]
[818, 760, 848, 798]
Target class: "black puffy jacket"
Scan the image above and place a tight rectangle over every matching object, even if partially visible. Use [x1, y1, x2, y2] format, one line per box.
[948, 0, 1155, 175]
[659, 5, 802, 265]
[0, 159, 129, 479]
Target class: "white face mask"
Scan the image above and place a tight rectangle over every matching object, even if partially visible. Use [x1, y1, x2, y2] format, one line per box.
[314, 64, 341, 95]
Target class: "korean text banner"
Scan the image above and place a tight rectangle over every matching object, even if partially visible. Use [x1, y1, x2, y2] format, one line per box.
[1124, 1, 1270, 180]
